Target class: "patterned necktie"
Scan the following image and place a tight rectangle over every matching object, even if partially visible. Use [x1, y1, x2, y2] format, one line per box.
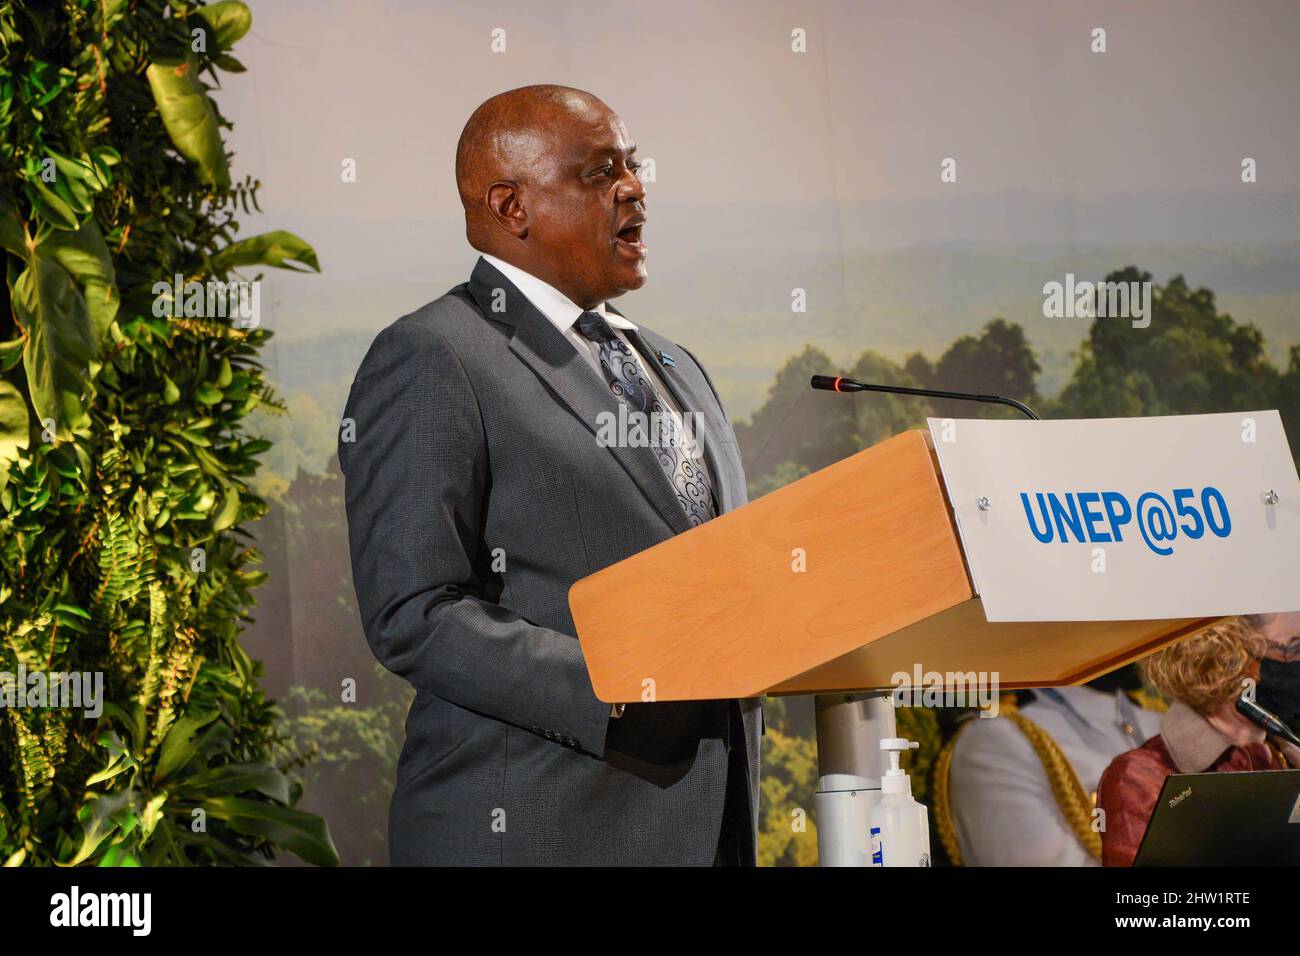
[575, 310, 717, 526]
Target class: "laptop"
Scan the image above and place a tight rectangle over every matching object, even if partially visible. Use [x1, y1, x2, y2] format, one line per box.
[1134, 769, 1300, 866]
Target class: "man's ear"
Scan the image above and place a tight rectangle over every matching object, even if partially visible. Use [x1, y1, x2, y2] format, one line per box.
[485, 182, 528, 239]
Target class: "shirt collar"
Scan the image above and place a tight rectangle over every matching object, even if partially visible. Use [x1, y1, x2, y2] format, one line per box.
[481, 254, 637, 334]
[1161, 701, 1237, 772]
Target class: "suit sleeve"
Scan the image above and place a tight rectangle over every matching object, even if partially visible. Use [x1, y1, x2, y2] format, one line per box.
[338, 319, 612, 757]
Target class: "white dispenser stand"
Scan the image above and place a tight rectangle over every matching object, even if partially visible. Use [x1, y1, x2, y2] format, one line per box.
[812, 691, 897, 866]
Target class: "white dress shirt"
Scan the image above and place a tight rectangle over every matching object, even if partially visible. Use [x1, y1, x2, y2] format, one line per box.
[482, 254, 686, 412]
[481, 254, 706, 464]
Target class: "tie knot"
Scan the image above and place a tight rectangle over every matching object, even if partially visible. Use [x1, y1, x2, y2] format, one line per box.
[575, 310, 617, 343]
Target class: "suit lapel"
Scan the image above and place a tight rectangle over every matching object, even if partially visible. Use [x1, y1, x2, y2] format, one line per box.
[467, 258, 692, 535]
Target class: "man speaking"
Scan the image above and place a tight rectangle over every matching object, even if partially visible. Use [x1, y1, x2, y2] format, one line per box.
[339, 86, 762, 865]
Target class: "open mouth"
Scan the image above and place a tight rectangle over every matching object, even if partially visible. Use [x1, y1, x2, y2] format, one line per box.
[614, 218, 647, 258]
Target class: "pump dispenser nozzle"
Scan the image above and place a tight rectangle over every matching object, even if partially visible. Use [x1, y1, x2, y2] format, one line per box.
[879, 737, 919, 794]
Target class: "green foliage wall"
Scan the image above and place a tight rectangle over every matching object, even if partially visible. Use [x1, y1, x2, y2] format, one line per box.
[0, 0, 334, 865]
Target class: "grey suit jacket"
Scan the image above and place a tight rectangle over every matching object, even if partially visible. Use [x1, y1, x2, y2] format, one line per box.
[339, 256, 762, 865]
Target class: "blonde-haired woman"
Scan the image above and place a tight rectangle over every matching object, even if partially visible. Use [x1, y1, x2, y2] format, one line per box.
[1096, 616, 1292, 866]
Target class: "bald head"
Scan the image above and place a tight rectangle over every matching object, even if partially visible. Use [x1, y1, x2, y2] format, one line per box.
[456, 85, 610, 232]
[453, 85, 649, 309]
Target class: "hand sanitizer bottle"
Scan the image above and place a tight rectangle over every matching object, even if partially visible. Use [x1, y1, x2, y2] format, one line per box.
[868, 737, 932, 867]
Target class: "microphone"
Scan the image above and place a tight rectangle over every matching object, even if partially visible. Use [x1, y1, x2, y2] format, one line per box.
[1237, 691, 1300, 749]
[810, 375, 1040, 420]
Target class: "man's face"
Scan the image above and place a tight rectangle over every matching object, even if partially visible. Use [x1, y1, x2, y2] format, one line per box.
[525, 109, 647, 308]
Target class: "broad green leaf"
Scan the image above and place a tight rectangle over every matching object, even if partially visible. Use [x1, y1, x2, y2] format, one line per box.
[7, 218, 118, 438]
[199, 796, 339, 866]
[140, 794, 168, 839]
[101, 703, 147, 754]
[89, 144, 122, 171]
[146, 57, 231, 190]
[196, 1, 252, 51]
[177, 762, 289, 802]
[52, 602, 91, 618]
[45, 154, 97, 215]
[97, 843, 141, 867]
[85, 753, 134, 786]
[154, 709, 220, 781]
[0, 339, 23, 372]
[38, 218, 119, 348]
[53, 174, 94, 215]
[50, 152, 97, 182]
[0, 198, 27, 258]
[191, 445, 224, 476]
[13, 251, 93, 438]
[63, 791, 133, 866]
[212, 485, 240, 531]
[25, 179, 78, 230]
[209, 230, 319, 273]
[0, 379, 29, 464]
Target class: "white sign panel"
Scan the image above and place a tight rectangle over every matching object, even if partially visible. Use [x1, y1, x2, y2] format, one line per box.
[927, 411, 1300, 622]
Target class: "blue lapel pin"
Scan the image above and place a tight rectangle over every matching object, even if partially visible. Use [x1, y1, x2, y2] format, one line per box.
[657, 350, 676, 369]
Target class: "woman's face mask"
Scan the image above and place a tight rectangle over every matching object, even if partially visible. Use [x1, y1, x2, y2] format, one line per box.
[1258, 658, 1300, 732]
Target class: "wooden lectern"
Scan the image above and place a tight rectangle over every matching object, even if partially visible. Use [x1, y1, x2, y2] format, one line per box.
[570, 429, 1214, 703]
[569, 414, 1298, 866]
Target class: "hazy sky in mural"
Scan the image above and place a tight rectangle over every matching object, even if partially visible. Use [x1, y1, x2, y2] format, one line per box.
[216, 0, 1300, 413]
